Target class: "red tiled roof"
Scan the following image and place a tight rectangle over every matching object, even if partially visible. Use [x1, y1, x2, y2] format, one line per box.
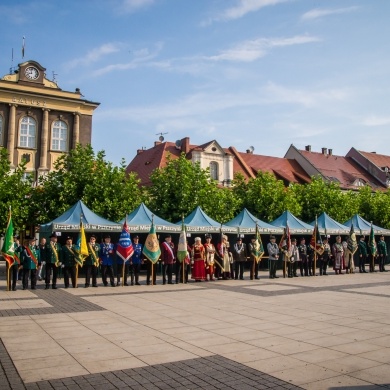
[229, 148, 311, 184]
[359, 150, 390, 169]
[299, 150, 384, 189]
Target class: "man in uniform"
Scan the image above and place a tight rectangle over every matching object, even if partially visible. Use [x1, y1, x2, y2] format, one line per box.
[38, 237, 46, 281]
[61, 236, 77, 288]
[100, 235, 116, 287]
[267, 235, 279, 279]
[131, 235, 143, 285]
[9, 235, 21, 291]
[358, 235, 368, 273]
[85, 235, 99, 287]
[161, 235, 175, 284]
[377, 235, 388, 272]
[298, 238, 309, 276]
[232, 237, 247, 280]
[44, 232, 61, 289]
[20, 236, 40, 290]
[318, 237, 332, 276]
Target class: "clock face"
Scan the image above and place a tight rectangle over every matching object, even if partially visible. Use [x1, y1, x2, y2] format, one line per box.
[25, 66, 39, 80]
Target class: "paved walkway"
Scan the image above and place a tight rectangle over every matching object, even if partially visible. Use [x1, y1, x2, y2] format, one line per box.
[1, 270, 390, 389]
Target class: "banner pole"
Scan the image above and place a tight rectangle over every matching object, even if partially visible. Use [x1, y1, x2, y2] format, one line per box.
[151, 260, 154, 286]
[7, 263, 11, 291]
[122, 260, 125, 286]
[75, 264, 79, 288]
[314, 251, 317, 276]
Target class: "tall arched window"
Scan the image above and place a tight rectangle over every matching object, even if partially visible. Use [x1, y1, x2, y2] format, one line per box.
[19, 116, 36, 148]
[0, 115, 3, 146]
[210, 161, 219, 180]
[51, 120, 68, 151]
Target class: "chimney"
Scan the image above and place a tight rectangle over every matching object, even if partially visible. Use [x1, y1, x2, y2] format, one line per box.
[137, 149, 144, 155]
[322, 147, 327, 155]
[181, 137, 190, 154]
[305, 145, 311, 152]
[154, 141, 161, 146]
[328, 149, 333, 156]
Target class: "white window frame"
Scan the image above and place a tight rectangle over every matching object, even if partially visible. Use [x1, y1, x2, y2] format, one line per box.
[51, 120, 68, 151]
[19, 116, 36, 148]
[210, 161, 219, 181]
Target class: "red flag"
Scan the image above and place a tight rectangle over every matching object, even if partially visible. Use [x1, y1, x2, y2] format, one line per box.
[116, 221, 134, 262]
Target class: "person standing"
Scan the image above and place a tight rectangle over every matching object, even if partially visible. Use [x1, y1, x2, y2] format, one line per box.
[61, 236, 77, 288]
[319, 237, 332, 276]
[130, 235, 143, 285]
[298, 238, 309, 277]
[100, 235, 116, 287]
[204, 234, 216, 281]
[44, 232, 61, 289]
[267, 235, 279, 279]
[358, 236, 368, 273]
[232, 237, 247, 280]
[85, 235, 99, 288]
[288, 238, 300, 278]
[217, 235, 232, 280]
[161, 235, 175, 284]
[377, 235, 388, 272]
[332, 235, 345, 274]
[248, 236, 261, 280]
[9, 235, 21, 291]
[191, 237, 206, 281]
[20, 236, 40, 290]
[37, 237, 46, 281]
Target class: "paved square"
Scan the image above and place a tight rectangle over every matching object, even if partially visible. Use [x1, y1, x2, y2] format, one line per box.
[1, 269, 390, 389]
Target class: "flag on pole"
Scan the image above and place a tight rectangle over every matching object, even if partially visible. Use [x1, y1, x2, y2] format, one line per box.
[252, 224, 265, 262]
[347, 223, 358, 255]
[116, 220, 134, 262]
[1, 208, 15, 267]
[142, 220, 161, 264]
[368, 223, 377, 256]
[177, 220, 187, 263]
[75, 222, 89, 266]
[22, 36, 25, 59]
[279, 224, 291, 251]
[310, 216, 324, 255]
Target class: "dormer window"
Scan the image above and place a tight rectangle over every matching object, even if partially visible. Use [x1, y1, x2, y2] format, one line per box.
[353, 178, 366, 187]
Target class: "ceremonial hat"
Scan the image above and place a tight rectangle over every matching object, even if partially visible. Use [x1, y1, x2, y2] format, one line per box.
[236, 237, 242, 241]
[66, 236, 73, 240]
[49, 232, 58, 238]
[25, 235, 36, 241]
[360, 235, 365, 239]
[269, 235, 275, 240]
[291, 238, 297, 243]
[14, 234, 20, 239]
[300, 237, 305, 241]
[104, 234, 111, 239]
[133, 235, 139, 239]
[205, 234, 212, 239]
[90, 234, 96, 239]
[380, 234, 385, 238]
[251, 236, 256, 240]
[322, 236, 328, 241]
[165, 234, 172, 239]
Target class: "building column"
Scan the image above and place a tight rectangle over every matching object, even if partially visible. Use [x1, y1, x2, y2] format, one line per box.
[39, 108, 50, 171]
[6, 104, 17, 167]
[73, 112, 80, 148]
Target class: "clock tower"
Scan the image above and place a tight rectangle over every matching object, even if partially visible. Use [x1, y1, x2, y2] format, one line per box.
[0, 60, 100, 180]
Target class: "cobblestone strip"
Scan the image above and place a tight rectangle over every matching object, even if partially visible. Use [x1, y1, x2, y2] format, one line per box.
[0, 289, 104, 318]
[0, 339, 26, 390]
[23, 355, 303, 390]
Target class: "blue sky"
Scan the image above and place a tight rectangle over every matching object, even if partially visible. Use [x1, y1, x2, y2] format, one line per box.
[1, 0, 390, 166]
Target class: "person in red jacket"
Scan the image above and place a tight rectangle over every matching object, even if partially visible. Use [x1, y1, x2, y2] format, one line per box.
[161, 235, 176, 284]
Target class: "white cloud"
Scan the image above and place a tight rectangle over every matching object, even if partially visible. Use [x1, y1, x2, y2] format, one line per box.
[205, 0, 289, 24]
[66, 43, 122, 69]
[91, 42, 164, 76]
[207, 35, 320, 62]
[362, 115, 390, 127]
[301, 6, 359, 21]
[117, 0, 155, 14]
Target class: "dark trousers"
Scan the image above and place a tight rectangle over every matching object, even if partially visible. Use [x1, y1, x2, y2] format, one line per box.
[101, 265, 115, 286]
[234, 261, 244, 279]
[287, 262, 297, 277]
[63, 266, 76, 288]
[146, 261, 157, 285]
[85, 265, 98, 287]
[269, 259, 277, 277]
[45, 263, 58, 287]
[8, 264, 18, 290]
[117, 263, 129, 285]
[250, 260, 259, 279]
[359, 255, 367, 272]
[163, 263, 173, 284]
[379, 255, 387, 271]
[130, 263, 141, 284]
[22, 268, 37, 289]
[318, 258, 329, 275]
[175, 260, 189, 283]
[230, 262, 235, 279]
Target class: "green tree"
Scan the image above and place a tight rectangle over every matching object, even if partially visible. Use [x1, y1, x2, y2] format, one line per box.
[30, 144, 143, 224]
[0, 148, 32, 231]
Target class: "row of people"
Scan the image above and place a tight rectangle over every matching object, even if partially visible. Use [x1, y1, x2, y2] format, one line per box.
[6, 232, 388, 290]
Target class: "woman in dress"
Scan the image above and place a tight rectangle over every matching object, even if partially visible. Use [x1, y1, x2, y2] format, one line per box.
[191, 237, 206, 281]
